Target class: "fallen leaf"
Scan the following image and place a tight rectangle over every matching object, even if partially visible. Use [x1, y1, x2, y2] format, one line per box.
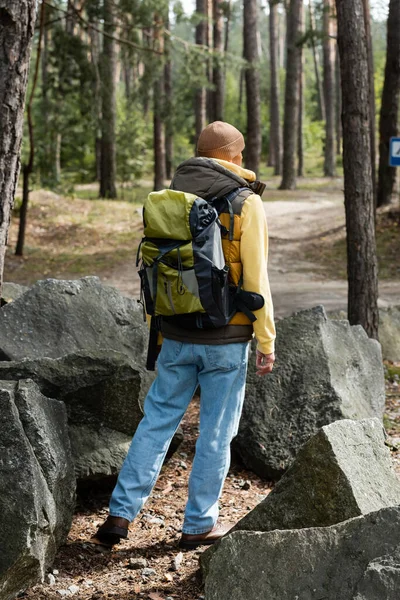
[133, 584, 141, 593]
[164, 572, 174, 582]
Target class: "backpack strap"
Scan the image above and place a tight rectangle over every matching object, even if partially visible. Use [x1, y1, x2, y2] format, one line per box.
[146, 316, 161, 371]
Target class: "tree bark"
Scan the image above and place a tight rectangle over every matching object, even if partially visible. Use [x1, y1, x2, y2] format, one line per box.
[268, 0, 282, 175]
[164, 9, 173, 180]
[323, 0, 336, 176]
[15, 1, 45, 257]
[90, 25, 102, 182]
[243, 0, 261, 173]
[335, 47, 342, 156]
[297, 2, 304, 177]
[309, 0, 325, 122]
[153, 15, 166, 191]
[206, 0, 214, 122]
[377, 0, 400, 207]
[210, 0, 224, 122]
[362, 0, 377, 208]
[195, 0, 207, 148]
[279, 0, 302, 190]
[336, 0, 379, 339]
[99, 0, 117, 199]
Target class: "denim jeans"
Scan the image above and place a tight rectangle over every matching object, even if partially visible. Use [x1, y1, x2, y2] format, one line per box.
[109, 338, 250, 534]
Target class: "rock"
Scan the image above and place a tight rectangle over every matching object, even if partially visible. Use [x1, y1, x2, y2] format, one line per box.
[0, 277, 148, 363]
[47, 574, 56, 586]
[0, 380, 75, 600]
[202, 418, 400, 575]
[233, 305, 385, 479]
[204, 507, 400, 600]
[68, 585, 80, 595]
[379, 306, 400, 362]
[0, 352, 152, 479]
[141, 568, 156, 577]
[172, 552, 184, 571]
[1, 282, 29, 305]
[128, 558, 147, 570]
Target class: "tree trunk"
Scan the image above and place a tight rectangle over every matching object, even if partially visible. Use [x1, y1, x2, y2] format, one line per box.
[224, 0, 232, 54]
[153, 15, 166, 191]
[362, 0, 377, 208]
[323, 0, 336, 176]
[336, 0, 379, 339]
[211, 0, 224, 122]
[335, 47, 342, 156]
[89, 26, 102, 182]
[99, 0, 117, 199]
[279, 0, 303, 190]
[15, 1, 45, 257]
[309, 0, 325, 122]
[268, 0, 282, 175]
[243, 0, 261, 173]
[164, 18, 173, 180]
[298, 2, 304, 177]
[377, 0, 400, 207]
[206, 0, 214, 122]
[195, 0, 207, 148]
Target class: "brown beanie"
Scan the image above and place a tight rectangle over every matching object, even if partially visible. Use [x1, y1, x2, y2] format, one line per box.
[197, 121, 245, 161]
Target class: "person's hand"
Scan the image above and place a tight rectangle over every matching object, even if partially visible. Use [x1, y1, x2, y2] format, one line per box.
[256, 350, 275, 376]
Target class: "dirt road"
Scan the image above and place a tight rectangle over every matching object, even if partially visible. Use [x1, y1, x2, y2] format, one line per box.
[104, 187, 400, 318]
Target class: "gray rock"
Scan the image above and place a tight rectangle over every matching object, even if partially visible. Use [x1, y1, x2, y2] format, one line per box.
[379, 306, 400, 362]
[1, 282, 29, 305]
[353, 547, 400, 600]
[0, 352, 184, 479]
[204, 507, 400, 600]
[0, 277, 148, 362]
[233, 305, 385, 479]
[0, 380, 75, 600]
[128, 557, 147, 570]
[202, 418, 400, 575]
[69, 424, 132, 479]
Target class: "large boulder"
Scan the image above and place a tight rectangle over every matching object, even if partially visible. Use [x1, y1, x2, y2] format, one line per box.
[202, 418, 400, 575]
[233, 305, 385, 479]
[0, 277, 148, 363]
[0, 352, 166, 479]
[379, 306, 400, 362]
[0, 380, 75, 600]
[1, 282, 29, 306]
[204, 507, 400, 600]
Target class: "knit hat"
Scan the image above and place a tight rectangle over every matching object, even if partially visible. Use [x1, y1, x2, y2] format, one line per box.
[197, 121, 245, 161]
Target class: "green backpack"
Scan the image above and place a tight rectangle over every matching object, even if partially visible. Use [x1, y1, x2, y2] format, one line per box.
[137, 187, 264, 369]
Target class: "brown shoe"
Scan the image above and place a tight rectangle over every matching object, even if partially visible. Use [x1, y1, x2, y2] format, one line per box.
[89, 516, 130, 548]
[179, 523, 234, 550]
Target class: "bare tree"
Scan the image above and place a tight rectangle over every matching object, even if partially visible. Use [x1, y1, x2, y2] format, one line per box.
[153, 14, 166, 191]
[210, 0, 224, 122]
[323, 0, 336, 176]
[195, 0, 207, 147]
[243, 0, 261, 173]
[15, 2, 45, 257]
[268, 0, 282, 175]
[309, 0, 325, 122]
[362, 0, 377, 207]
[336, 0, 379, 339]
[100, 0, 117, 199]
[164, 8, 173, 179]
[377, 0, 400, 207]
[0, 0, 37, 294]
[280, 0, 303, 190]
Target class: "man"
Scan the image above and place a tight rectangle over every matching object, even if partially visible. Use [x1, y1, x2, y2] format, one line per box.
[92, 121, 275, 550]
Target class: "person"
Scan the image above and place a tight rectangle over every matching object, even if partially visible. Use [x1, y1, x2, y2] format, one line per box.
[91, 121, 276, 550]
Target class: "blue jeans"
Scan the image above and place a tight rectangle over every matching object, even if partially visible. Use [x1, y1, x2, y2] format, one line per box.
[109, 338, 249, 534]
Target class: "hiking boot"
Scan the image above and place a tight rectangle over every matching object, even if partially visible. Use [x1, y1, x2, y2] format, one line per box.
[179, 522, 234, 550]
[89, 516, 129, 549]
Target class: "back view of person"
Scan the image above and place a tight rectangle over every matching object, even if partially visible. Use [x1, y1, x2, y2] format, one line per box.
[91, 121, 276, 550]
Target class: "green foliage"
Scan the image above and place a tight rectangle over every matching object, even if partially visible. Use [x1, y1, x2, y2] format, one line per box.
[116, 93, 153, 183]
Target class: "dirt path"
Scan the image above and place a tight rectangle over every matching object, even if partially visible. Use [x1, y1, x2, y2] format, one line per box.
[103, 188, 400, 318]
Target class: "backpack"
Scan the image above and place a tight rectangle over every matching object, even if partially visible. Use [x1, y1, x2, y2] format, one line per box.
[137, 187, 264, 370]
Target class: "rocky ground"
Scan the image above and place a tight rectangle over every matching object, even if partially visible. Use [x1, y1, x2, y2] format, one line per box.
[19, 367, 400, 600]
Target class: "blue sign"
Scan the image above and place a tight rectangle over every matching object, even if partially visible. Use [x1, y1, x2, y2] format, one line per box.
[390, 137, 400, 167]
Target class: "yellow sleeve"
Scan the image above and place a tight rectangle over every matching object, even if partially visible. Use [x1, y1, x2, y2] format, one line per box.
[240, 193, 276, 354]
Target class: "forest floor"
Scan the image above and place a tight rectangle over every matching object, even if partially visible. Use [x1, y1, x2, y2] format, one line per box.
[4, 177, 400, 599]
